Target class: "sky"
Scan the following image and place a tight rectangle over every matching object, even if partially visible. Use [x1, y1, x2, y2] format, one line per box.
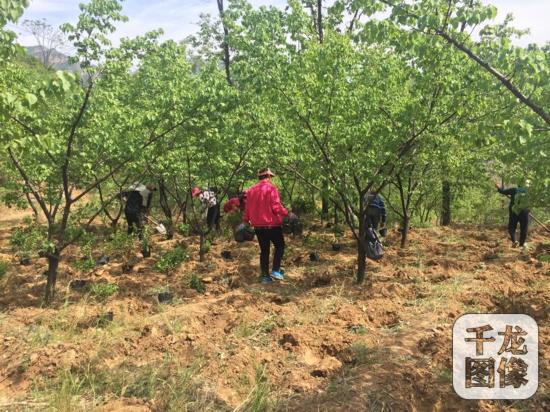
[9, 0, 550, 48]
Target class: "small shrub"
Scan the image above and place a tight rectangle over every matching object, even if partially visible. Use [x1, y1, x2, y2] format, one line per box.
[176, 223, 190, 236]
[74, 257, 95, 273]
[155, 245, 188, 273]
[236, 365, 276, 411]
[189, 274, 205, 293]
[104, 231, 135, 259]
[0, 259, 8, 278]
[351, 342, 370, 365]
[10, 224, 50, 257]
[348, 325, 368, 335]
[88, 283, 118, 300]
[291, 197, 315, 215]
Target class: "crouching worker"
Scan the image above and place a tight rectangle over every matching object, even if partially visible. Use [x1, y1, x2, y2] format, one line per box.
[121, 183, 156, 239]
[496, 182, 530, 249]
[243, 168, 289, 284]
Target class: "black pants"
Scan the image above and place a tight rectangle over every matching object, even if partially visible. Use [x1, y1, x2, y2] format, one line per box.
[508, 209, 529, 246]
[207, 205, 220, 231]
[125, 209, 143, 238]
[365, 207, 381, 229]
[254, 227, 285, 276]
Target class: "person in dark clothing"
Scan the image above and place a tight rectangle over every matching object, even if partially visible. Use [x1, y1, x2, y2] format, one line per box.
[121, 183, 156, 238]
[364, 191, 387, 237]
[192, 186, 220, 231]
[496, 183, 529, 248]
[207, 187, 221, 231]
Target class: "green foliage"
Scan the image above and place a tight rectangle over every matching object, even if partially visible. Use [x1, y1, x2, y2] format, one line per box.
[176, 222, 189, 236]
[155, 244, 188, 273]
[189, 274, 205, 293]
[10, 224, 50, 257]
[74, 233, 96, 272]
[87, 282, 118, 300]
[104, 231, 134, 259]
[291, 196, 315, 215]
[237, 365, 276, 412]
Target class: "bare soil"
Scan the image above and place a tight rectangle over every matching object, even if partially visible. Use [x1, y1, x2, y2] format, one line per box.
[0, 205, 548, 411]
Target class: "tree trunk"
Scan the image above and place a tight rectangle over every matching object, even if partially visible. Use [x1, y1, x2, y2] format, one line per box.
[321, 181, 329, 220]
[400, 214, 410, 248]
[441, 181, 451, 226]
[356, 238, 367, 284]
[158, 179, 174, 239]
[333, 202, 339, 226]
[217, 0, 233, 86]
[24, 192, 39, 222]
[44, 253, 60, 304]
[199, 232, 206, 262]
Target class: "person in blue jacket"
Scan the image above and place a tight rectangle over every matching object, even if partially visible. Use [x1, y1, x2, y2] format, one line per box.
[364, 191, 387, 237]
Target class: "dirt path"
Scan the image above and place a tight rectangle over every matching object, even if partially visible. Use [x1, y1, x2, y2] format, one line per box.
[0, 208, 548, 411]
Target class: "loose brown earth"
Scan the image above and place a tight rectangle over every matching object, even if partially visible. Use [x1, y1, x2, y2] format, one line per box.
[0, 206, 549, 411]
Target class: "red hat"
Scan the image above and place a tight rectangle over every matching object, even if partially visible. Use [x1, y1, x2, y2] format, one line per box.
[192, 187, 202, 197]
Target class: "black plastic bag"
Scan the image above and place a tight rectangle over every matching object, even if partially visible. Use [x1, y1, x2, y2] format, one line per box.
[365, 227, 384, 261]
[283, 213, 303, 236]
[234, 223, 255, 242]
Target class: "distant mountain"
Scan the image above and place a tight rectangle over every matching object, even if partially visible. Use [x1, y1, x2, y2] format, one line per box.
[25, 45, 80, 72]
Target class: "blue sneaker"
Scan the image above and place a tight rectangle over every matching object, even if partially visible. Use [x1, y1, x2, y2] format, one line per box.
[271, 271, 284, 280]
[260, 275, 273, 284]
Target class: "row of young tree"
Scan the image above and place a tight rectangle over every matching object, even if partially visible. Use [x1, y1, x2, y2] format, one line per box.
[1, 0, 548, 302]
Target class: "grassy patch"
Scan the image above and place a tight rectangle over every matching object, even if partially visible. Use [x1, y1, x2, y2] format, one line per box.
[349, 342, 381, 366]
[189, 274, 205, 293]
[347, 325, 368, 335]
[0, 259, 8, 278]
[155, 244, 188, 273]
[87, 283, 118, 300]
[234, 314, 285, 343]
[234, 365, 277, 412]
[33, 356, 223, 411]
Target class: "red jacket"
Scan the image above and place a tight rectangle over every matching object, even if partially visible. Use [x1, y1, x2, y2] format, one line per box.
[223, 197, 241, 214]
[243, 180, 288, 227]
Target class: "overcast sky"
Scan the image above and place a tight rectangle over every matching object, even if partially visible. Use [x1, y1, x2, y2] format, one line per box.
[9, 0, 550, 47]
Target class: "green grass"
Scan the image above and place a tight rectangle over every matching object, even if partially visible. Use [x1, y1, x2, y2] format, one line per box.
[234, 365, 277, 412]
[33, 356, 222, 411]
[189, 274, 205, 293]
[87, 283, 118, 300]
[155, 244, 188, 273]
[0, 259, 8, 278]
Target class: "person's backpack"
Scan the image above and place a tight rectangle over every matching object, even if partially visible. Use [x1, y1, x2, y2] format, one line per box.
[234, 223, 255, 242]
[365, 227, 384, 261]
[512, 188, 529, 214]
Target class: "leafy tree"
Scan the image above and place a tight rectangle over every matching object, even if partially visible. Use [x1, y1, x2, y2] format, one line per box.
[1, 0, 202, 302]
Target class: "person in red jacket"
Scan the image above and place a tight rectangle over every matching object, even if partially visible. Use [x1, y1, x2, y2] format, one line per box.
[243, 168, 289, 283]
[223, 191, 246, 214]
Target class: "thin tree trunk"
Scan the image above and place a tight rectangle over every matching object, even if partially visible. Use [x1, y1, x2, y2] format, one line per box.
[321, 180, 329, 220]
[356, 238, 367, 284]
[199, 232, 206, 262]
[44, 253, 60, 304]
[441, 181, 451, 226]
[400, 214, 410, 248]
[217, 0, 233, 86]
[158, 179, 174, 239]
[24, 192, 39, 222]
